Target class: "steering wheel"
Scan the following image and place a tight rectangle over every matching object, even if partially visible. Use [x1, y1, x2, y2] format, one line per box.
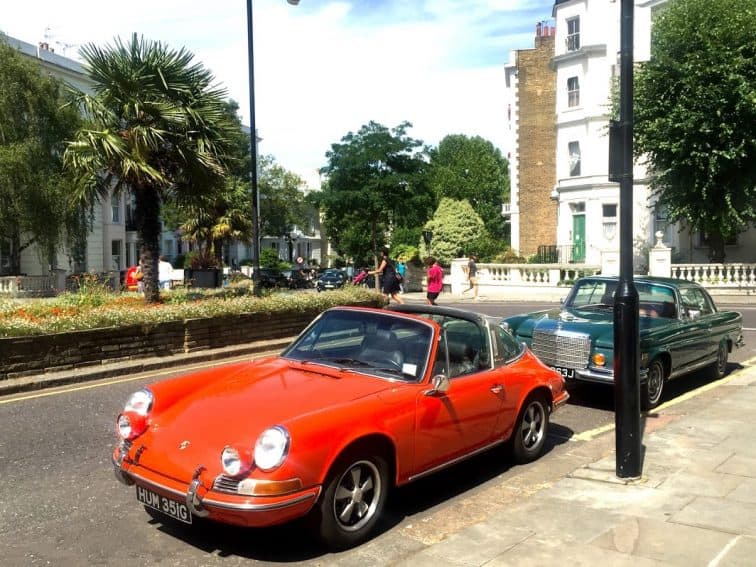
[369, 357, 403, 372]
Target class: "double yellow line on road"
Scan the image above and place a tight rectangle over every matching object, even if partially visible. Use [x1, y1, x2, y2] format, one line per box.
[572, 355, 756, 442]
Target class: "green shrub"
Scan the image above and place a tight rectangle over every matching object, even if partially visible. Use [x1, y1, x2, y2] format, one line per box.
[0, 287, 383, 337]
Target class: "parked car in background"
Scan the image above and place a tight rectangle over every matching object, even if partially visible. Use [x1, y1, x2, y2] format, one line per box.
[112, 305, 567, 549]
[256, 268, 287, 289]
[316, 269, 346, 292]
[502, 276, 744, 410]
[281, 269, 312, 289]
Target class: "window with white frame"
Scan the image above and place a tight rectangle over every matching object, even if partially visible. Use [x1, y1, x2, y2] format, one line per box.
[566, 17, 580, 51]
[568, 141, 581, 176]
[111, 240, 122, 271]
[567, 76, 580, 107]
[111, 197, 120, 223]
[603, 203, 617, 240]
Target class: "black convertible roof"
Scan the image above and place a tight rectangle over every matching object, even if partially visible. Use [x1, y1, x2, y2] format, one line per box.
[387, 304, 489, 326]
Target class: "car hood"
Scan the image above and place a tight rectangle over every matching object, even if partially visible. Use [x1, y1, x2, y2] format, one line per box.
[135, 358, 394, 479]
[509, 307, 669, 348]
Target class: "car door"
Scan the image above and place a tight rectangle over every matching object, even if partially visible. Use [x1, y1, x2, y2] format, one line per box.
[678, 287, 716, 370]
[413, 322, 504, 472]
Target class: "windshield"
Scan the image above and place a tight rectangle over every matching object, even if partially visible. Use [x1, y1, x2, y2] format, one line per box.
[282, 310, 433, 382]
[567, 280, 678, 318]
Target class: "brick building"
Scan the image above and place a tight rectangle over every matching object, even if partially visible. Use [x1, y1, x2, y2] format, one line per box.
[503, 23, 558, 258]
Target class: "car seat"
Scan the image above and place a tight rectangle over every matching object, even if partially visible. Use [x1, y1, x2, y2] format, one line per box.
[359, 329, 404, 369]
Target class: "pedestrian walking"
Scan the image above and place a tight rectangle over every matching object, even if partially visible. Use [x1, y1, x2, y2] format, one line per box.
[158, 256, 173, 290]
[463, 254, 479, 300]
[396, 260, 407, 294]
[369, 248, 405, 304]
[425, 256, 443, 305]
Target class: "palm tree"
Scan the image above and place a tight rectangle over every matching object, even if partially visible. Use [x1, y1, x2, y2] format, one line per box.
[178, 178, 254, 267]
[64, 34, 236, 302]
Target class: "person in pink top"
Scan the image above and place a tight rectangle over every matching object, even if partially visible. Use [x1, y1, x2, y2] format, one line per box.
[425, 256, 444, 305]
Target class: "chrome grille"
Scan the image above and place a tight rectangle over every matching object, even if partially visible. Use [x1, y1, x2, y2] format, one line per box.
[532, 330, 591, 369]
[213, 475, 240, 494]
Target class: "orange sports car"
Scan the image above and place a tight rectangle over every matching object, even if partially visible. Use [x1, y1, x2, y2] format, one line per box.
[112, 305, 568, 549]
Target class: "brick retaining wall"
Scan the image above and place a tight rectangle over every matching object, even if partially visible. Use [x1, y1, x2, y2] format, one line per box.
[0, 309, 324, 380]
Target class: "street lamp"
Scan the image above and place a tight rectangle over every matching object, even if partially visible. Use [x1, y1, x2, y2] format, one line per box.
[246, 0, 300, 294]
[608, 0, 641, 479]
[422, 230, 433, 247]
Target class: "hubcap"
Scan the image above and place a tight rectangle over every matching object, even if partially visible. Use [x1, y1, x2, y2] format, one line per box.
[717, 344, 727, 374]
[647, 363, 663, 404]
[333, 461, 381, 532]
[521, 402, 545, 449]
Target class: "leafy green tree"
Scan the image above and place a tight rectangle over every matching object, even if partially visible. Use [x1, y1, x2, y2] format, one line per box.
[316, 121, 434, 264]
[634, 0, 756, 262]
[0, 36, 83, 274]
[420, 198, 485, 264]
[258, 155, 309, 240]
[428, 134, 510, 241]
[64, 34, 238, 302]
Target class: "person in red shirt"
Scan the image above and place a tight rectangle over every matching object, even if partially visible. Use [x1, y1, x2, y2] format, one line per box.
[425, 256, 444, 305]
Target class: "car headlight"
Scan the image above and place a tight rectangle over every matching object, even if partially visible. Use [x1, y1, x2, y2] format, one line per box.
[124, 389, 153, 416]
[254, 426, 290, 471]
[116, 411, 147, 440]
[221, 445, 253, 477]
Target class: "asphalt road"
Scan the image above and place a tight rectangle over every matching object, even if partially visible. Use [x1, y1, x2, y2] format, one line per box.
[0, 298, 752, 565]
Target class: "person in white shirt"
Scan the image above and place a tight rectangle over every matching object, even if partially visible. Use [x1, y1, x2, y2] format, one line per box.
[158, 256, 173, 289]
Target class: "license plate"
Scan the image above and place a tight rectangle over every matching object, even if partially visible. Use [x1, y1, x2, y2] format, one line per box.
[551, 366, 575, 379]
[136, 485, 192, 524]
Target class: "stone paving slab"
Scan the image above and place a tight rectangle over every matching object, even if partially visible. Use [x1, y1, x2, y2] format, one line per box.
[486, 540, 665, 566]
[393, 523, 533, 566]
[672, 496, 756, 536]
[591, 517, 736, 566]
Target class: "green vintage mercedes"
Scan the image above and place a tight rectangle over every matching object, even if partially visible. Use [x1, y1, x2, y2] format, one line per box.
[502, 276, 744, 410]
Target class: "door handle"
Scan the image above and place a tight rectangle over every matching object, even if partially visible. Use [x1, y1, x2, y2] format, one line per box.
[490, 384, 504, 394]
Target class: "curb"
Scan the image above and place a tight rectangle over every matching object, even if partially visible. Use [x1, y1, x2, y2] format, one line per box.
[0, 337, 293, 397]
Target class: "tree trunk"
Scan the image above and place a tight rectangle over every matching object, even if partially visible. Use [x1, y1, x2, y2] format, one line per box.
[135, 186, 163, 303]
[708, 231, 726, 264]
[10, 231, 21, 275]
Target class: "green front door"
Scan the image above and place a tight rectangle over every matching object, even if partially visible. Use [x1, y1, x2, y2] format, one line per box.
[572, 214, 586, 263]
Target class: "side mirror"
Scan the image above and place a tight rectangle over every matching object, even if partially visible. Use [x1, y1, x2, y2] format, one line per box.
[686, 308, 701, 320]
[426, 373, 450, 395]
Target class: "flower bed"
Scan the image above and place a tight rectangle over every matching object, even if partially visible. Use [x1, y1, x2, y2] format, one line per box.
[0, 286, 385, 381]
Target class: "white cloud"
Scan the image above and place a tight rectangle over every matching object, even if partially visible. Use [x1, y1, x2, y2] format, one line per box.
[1, 0, 554, 187]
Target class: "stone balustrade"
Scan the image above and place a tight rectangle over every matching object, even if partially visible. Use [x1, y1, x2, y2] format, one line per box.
[671, 263, 756, 288]
[0, 275, 57, 297]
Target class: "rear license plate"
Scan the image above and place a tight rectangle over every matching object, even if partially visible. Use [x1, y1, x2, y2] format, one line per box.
[551, 366, 575, 379]
[136, 485, 192, 524]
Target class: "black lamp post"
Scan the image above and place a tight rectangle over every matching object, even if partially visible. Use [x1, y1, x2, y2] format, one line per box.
[609, 0, 642, 479]
[422, 230, 433, 247]
[246, 0, 300, 294]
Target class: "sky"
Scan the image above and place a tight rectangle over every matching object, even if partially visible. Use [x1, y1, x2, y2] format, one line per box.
[2, 0, 555, 188]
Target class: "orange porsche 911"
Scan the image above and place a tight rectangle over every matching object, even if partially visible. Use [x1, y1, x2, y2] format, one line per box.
[112, 305, 568, 549]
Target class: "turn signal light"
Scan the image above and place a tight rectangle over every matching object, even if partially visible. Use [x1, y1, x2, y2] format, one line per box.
[592, 353, 606, 367]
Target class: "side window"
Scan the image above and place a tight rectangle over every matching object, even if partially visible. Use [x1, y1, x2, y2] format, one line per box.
[439, 319, 486, 378]
[496, 327, 524, 365]
[680, 288, 714, 316]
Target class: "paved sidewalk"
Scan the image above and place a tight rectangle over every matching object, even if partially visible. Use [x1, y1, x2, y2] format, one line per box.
[379, 364, 756, 567]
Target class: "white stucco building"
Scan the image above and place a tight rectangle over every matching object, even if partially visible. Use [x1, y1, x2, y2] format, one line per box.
[506, 0, 755, 269]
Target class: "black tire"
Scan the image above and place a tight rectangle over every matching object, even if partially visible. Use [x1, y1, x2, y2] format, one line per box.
[315, 452, 388, 550]
[709, 341, 729, 380]
[510, 395, 549, 464]
[641, 359, 665, 411]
